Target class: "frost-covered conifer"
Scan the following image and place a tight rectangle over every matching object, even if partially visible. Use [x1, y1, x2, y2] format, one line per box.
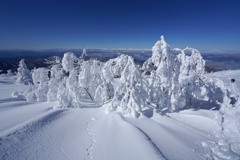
[81, 49, 87, 59]
[110, 55, 148, 117]
[62, 52, 78, 73]
[79, 59, 103, 101]
[27, 68, 49, 101]
[94, 60, 117, 104]
[59, 68, 82, 108]
[56, 52, 83, 107]
[103, 55, 130, 78]
[57, 52, 104, 107]
[94, 81, 114, 104]
[47, 64, 65, 102]
[16, 59, 33, 85]
[145, 36, 179, 111]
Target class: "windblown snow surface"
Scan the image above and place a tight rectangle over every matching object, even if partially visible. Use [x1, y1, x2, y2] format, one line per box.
[0, 71, 239, 160]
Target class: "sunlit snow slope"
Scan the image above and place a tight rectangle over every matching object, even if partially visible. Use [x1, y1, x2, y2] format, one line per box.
[0, 72, 239, 160]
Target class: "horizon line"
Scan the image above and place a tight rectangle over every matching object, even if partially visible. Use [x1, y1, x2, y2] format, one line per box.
[1, 48, 240, 54]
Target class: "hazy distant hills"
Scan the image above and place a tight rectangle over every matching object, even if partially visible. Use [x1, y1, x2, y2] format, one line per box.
[0, 49, 240, 73]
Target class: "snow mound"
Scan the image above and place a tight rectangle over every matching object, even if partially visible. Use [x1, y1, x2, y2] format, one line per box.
[207, 70, 240, 156]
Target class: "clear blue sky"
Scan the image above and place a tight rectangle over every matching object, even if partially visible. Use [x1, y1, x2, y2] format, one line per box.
[0, 0, 239, 50]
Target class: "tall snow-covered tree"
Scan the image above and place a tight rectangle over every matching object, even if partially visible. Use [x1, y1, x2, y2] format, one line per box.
[145, 36, 179, 111]
[110, 55, 148, 117]
[57, 52, 105, 107]
[79, 59, 103, 101]
[59, 68, 82, 108]
[16, 59, 33, 85]
[93, 59, 118, 104]
[47, 64, 65, 102]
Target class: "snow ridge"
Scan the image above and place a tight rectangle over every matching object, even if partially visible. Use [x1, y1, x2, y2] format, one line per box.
[0, 109, 66, 160]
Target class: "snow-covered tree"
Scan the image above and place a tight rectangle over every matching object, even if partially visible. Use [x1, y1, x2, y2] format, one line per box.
[175, 48, 206, 109]
[81, 48, 87, 59]
[62, 52, 78, 73]
[59, 68, 82, 108]
[79, 59, 103, 101]
[145, 36, 180, 111]
[16, 59, 33, 85]
[26, 68, 49, 101]
[47, 64, 65, 102]
[7, 69, 14, 77]
[94, 81, 114, 104]
[93, 60, 118, 104]
[102, 60, 114, 83]
[103, 54, 130, 78]
[143, 36, 225, 112]
[110, 55, 148, 117]
[54, 52, 104, 107]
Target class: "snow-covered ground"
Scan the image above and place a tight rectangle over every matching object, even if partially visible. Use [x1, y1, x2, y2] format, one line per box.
[206, 70, 240, 95]
[0, 70, 239, 160]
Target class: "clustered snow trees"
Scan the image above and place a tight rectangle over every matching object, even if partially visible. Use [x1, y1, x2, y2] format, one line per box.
[17, 38, 230, 117]
[142, 36, 225, 112]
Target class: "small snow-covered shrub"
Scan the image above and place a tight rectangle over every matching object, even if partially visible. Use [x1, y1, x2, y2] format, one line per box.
[11, 91, 23, 98]
[7, 69, 14, 77]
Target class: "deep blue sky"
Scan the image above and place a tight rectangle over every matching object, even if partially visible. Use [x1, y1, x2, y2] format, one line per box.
[0, 0, 239, 50]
